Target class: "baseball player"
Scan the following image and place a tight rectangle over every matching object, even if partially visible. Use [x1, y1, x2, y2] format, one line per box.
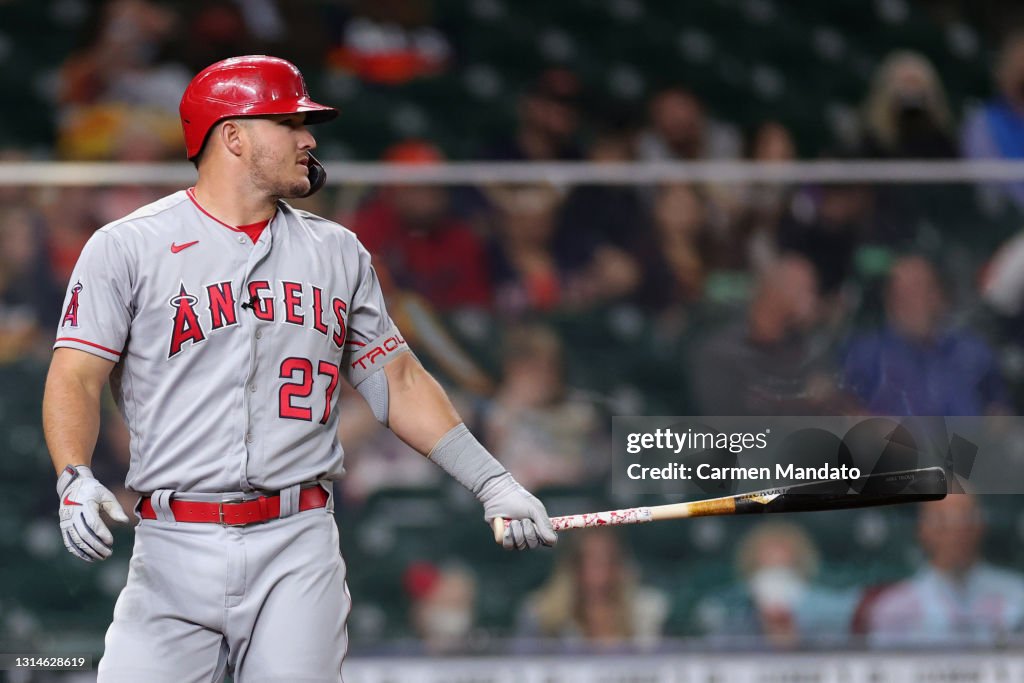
[42, 55, 556, 682]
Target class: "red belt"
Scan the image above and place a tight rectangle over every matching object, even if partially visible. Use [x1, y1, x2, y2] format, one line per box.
[139, 486, 329, 526]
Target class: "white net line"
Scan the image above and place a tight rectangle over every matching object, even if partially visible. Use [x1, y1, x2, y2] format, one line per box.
[2, 160, 1024, 186]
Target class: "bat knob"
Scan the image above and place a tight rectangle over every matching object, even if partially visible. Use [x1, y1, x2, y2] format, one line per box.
[491, 517, 506, 545]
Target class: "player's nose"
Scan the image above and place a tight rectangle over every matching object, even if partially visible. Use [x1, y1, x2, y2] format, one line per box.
[298, 125, 316, 151]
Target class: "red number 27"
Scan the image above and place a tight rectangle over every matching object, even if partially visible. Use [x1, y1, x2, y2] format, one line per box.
[278, 357, 340, 424]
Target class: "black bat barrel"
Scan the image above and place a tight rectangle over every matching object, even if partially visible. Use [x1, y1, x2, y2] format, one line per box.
[732, 466, 948, 515]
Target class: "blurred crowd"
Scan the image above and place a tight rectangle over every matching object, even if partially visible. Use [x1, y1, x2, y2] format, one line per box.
[398, 493, 1024, 652]
[4, 0, 1024, 655]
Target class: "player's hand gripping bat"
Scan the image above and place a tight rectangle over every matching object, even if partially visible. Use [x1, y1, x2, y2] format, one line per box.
[492, 466, 947, 544]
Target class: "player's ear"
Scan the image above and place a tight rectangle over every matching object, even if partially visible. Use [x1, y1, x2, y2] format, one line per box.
[218, 120, 246, 158]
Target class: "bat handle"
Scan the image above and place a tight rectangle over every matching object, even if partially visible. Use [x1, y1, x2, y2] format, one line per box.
[491, 517, 506, 545]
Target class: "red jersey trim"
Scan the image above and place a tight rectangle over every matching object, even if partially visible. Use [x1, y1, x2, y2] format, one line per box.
[55, 337, 122, 357]
[236, 218, 271, 244]
[186, 188, 276, 238]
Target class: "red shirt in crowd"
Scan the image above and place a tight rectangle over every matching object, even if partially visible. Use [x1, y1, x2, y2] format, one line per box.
[349, 198, 492, 311]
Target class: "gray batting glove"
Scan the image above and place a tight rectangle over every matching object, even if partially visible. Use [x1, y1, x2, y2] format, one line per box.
[56, 465, 129, 562]
[479, 473, 557, 550]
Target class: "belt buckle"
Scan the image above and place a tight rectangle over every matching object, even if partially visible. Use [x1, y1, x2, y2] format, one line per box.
[218, 497, 248, 526]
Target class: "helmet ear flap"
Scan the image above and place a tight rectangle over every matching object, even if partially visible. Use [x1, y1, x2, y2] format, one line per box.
[302, 153, 327, 197]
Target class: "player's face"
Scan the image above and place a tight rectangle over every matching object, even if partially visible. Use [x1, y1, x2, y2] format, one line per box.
[244, 114, 317, 199]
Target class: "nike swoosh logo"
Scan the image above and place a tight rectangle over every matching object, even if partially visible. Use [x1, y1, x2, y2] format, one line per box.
[63, 495, 82, 506]
[171, 240, 199, 253]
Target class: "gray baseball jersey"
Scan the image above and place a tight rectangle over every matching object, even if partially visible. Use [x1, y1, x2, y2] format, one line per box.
[55, 188, 409, 494]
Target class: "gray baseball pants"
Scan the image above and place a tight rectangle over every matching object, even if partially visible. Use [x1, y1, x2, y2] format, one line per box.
[97, 494, 349, 682]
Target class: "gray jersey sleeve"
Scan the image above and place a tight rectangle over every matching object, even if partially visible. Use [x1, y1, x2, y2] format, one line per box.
[54, 230, 133, 363]
[341, 239, 409, 386]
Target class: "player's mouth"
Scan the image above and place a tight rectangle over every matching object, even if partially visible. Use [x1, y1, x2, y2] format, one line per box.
[297, 157, 309, 167]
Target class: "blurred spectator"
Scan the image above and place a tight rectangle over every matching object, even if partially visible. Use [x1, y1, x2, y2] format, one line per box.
[633, 184, 707, 311]
[346, 141, 492, 311]
[88, 117, 183, 225]
[636, 86, 741, 161]
[516, 528, 668, 648]
[487, 68, 585, 161]
[860, 51, 957, 159]
[37, 187, 98, 285]
[55, 1, 318, 160]
[980, 228, 1024, 356]
[0, 148, 33, 207]
[734, 121, 799, 272]
[697, 522, 858, 648]
[775, 180, 873, 295]
[858, 51, 967, 245]
[404, 561, 479, 653]
[336, 379, 444, 508]
[55, 0, 189, 160]
[57, 105, 183, 161]
[636, 87, 754, 272]
[488, 184, 639, 314]
[981, 229, 1024, 319]
[324, 0, 451, 85]
[483, 324, 605, 490]
[0, 207, 61, 361]
[962, 31, 1024, 212]
[57, 0, 186, 111]
[864, 494, 1024, 646]
[558, 115, 651, 255]
[749, 121, 798, 163]
[690, 254, 855, 416]
[486, 183, 571, 314]
[843, 255, 1009, 415]
[374, 262, 496, 397]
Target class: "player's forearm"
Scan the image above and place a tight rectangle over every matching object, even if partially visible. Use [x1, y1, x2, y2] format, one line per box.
[366, 332, 554, 549]
[384, 353, 461, 455]
[43, 360, 105, 475]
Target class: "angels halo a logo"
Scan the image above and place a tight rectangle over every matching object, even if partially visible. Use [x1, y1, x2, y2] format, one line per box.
[62, 281, 83, 328]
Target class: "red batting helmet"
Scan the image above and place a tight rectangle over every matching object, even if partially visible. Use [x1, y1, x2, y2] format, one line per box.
[179, 55, 338, 160]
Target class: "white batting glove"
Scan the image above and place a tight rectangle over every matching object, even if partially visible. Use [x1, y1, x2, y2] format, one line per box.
[479, 473, 557, 551]
[56, 465, 129, 562]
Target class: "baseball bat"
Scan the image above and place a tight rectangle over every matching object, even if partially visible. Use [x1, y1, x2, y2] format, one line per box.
[492, 466, 947, 544]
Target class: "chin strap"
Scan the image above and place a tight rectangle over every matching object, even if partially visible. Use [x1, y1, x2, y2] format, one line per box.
[302, 153, 327, 198]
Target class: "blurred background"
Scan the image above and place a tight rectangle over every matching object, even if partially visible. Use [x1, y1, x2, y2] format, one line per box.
[3, 0, 1024, 680]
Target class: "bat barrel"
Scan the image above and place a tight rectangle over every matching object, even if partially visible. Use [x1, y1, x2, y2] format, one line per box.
[733, 466, 948, 515]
